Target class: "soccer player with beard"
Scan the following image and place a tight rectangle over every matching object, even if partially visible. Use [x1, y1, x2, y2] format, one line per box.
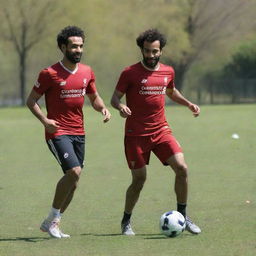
[26, 26, 111, 238]
[111, 29, 201, 235]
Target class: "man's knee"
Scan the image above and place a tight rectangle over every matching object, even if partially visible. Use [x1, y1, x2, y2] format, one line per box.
[131, 167, 147, 190]
[66, 166, 81, 182]
[166, 153, 188, 177]
[173, 163, 188, 178]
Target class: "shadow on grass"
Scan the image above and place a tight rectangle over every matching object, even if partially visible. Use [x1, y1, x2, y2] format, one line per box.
[145, 233, 198, 240]
[81, 233, 121, 237]
[0, 237, 51, 243]
[80, 232, 167, 239]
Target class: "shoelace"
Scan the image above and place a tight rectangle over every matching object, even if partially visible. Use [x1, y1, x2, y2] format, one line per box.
[185, 217, 193, 225]
[50, 221, 60, 230]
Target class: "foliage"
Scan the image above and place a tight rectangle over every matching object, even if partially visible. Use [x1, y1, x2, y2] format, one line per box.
[0, 0, 61, 105]
[165, 0, 256, 90]
[199, 39, 256, 104]
[223, 41, 256, 79]
[0, 0, 256, 104]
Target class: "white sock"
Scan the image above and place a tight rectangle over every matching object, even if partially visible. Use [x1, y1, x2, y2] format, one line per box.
[47, 207, 61, 221]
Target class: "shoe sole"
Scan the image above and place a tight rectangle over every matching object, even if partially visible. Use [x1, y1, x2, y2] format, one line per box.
[185, 228, 201, 234]
[40, 225, 62, 238]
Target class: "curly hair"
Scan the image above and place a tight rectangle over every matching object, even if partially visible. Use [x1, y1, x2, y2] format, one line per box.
[57, 26, 85, 49]
[136, 29, 166, 50]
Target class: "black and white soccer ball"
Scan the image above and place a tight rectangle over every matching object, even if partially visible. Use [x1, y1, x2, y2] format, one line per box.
[159, 210, 186, 237]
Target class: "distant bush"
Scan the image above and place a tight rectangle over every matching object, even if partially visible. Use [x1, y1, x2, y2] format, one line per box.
[222, 40, 256, 79]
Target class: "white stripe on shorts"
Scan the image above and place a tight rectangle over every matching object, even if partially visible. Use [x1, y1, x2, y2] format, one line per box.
[48, 139, 62, 166]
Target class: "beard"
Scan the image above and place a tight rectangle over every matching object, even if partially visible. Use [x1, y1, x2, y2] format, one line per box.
[143, 56, 160, 69]
[65, 50, 82, 64]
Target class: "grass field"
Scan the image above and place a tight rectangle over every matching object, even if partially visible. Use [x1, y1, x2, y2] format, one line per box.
[0, 104, 255, 256]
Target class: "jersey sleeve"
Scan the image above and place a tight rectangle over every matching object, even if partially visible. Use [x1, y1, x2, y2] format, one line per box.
[167, 67, 176, 89]
[115, 69, 129, 93]
[86, 69, 97, 94]
[33, 69, 51, 95]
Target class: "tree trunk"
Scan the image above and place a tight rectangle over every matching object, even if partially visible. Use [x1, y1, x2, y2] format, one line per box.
[19, 50, 26, 106]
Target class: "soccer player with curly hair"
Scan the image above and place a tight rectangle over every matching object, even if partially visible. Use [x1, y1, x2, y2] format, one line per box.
[111, 29, 201, 236]
[27, 26, 111, 238]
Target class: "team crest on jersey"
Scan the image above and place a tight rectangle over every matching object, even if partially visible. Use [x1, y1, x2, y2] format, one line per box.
[141, 79, 147, 84]
[83, 78, 87, 85]
[60, 81, 66, 86]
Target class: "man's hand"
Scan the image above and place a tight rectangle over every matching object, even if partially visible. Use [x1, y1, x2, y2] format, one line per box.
[101, 108, 111, 123]
[188, 103, 200, 117]
[44, 119, 59, 133]
[119, 105, 132, 118]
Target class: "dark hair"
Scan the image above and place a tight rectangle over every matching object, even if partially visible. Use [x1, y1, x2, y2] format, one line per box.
[57, 26, 85, 49]
[136, 29, 166, 50]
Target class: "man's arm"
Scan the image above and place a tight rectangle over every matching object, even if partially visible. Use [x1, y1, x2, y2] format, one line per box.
[87, 92, 111, 123]
[166, 88, 200, 117]
[26, 90, 59, 133]
[110, 90, 131, 118]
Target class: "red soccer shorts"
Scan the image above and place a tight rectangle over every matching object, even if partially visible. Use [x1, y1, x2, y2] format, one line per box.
[124, 129, 182, 169]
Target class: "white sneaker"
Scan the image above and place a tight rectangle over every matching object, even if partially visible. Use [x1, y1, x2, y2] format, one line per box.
[59, 230, 71, 238]
[185, 216, 201, 234]
[121, 222, 135, 236]
[40, 219, 70, 238]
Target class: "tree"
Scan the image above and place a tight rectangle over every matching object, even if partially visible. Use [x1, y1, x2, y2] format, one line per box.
[1, 0, 58, 106]
[165, 0, 256, 91]
[223, 41, 256, 79]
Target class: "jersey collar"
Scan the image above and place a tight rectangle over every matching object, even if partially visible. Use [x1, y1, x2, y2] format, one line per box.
[59, 61, 79, 74]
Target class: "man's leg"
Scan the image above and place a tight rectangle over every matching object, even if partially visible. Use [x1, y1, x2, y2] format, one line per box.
[166, 153, 201, 234]
[41, 166, 81, 238]
[60, 185, 76, 214]
[166, 153, 188, 209]
[124, 166, 147, 213]
[53, 166, 81, 210]
[121, 166, 147, 235]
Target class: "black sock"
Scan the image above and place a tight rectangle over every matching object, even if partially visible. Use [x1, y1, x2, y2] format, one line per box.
[177, 203, 187, 218]
[121, 212, 132, 224]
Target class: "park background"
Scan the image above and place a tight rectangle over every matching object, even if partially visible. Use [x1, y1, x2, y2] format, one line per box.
[0, 0, 256, 106]
[0, 1, 255, 256]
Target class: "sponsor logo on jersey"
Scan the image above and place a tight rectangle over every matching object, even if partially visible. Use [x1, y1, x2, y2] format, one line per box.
[35, 81, 40, 88]
[60, 81, 66, 86]
[139, 86, 166, 95]
[60, 89, 85, 99]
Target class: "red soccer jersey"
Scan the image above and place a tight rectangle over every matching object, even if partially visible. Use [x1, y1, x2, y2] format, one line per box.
[116, 62, 175, 136]
[33, 62, 97, 140]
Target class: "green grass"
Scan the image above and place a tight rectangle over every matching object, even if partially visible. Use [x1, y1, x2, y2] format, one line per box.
[0, 104, 255, 256]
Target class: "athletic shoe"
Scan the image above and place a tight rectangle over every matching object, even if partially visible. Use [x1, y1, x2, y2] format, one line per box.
[121, 222, 135, 236]
[59, 230, 71, 238]
[40, 219, 70, 238]
[185, 216, 201, 234]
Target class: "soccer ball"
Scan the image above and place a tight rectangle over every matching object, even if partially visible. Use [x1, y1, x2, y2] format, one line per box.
[159, 211, 186, 237]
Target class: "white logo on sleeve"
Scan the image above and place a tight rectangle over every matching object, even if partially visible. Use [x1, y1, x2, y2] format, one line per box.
[60, 81, 66, 86]
[141, 79, 147, 84]
[64, 153, 69, 159]
[164, 77, 168, 85]
[35, 81, 40, 88]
